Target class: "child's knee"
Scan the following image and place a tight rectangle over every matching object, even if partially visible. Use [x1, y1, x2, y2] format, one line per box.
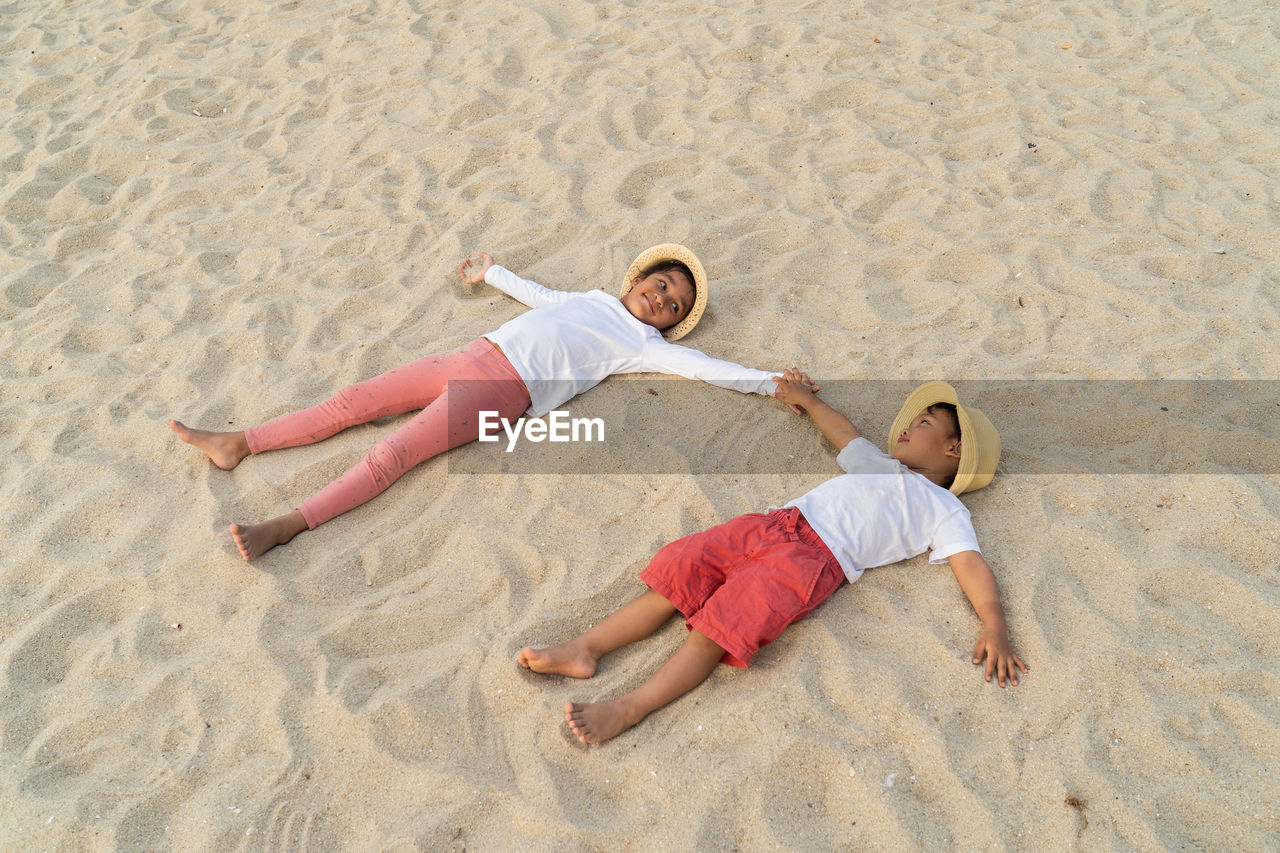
[363, 439, 415, 486]
[333, 383, 366, 409]
[687, 630, 727, 656]
[312, 384, 363, 424]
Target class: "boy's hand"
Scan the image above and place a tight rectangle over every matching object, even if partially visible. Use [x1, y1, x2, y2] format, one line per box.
[772, 367, 821, 415]
[459, 252, 494, 285]
[947, 550, 1027, 688]
[972, 628, 1027, 687]
[773, 368, 860, 449]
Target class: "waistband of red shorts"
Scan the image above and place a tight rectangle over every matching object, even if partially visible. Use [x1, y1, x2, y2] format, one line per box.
[769, 506, 831, 554]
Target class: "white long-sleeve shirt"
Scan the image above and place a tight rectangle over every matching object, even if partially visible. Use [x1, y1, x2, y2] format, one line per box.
[482, 265, 777, 417]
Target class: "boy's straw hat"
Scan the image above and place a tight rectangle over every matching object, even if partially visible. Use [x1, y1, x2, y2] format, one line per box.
[620, 244, 708, 341]
[888, 381, 1001, 495]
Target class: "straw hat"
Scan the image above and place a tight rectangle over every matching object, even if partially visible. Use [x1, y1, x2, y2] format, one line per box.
[887, 381, 1001, 495]
[619, 244, 708, 341]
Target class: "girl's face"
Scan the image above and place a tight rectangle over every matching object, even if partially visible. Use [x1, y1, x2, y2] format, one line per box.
[621, 268, 695, 331]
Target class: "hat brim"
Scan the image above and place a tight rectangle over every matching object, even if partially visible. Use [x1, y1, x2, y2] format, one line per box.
[887, 381, 1001, 495]
[619, 244, 708, 341]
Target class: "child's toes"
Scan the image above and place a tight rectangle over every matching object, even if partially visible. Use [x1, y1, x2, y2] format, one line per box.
[564, 702, 587, 733]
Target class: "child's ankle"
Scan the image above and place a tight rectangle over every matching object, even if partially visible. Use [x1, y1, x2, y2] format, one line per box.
[578, 635, 609, 663]
[614, 693, 651, 729]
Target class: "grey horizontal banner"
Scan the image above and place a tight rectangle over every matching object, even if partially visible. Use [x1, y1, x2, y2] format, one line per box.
[446, 380, 1280, 475]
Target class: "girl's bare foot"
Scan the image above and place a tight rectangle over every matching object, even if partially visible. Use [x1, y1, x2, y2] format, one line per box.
[229, 511, 307, 561]
[564, 699, 638, 744]
[517, 641, 598, 679]
[167, 420, 250, 470]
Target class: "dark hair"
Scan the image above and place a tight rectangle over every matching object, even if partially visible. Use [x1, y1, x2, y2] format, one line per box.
[928, 403, 961, 441]
[927, 403, 961, 488]
[640, 261, 695, 292]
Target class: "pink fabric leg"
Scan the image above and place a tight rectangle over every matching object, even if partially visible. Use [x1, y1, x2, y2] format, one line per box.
[293, 341, 529, 528]
[244, 341, 498, 454]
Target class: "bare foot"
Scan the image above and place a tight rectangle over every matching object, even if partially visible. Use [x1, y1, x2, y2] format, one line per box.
[167, 420, 250, 470]
[229, 511, 307, 561]
[564, 699, 639, 744]
[517, 641, 598, 679]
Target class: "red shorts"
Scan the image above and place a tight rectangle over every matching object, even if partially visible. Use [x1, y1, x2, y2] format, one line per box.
[640, 507, 846, 668]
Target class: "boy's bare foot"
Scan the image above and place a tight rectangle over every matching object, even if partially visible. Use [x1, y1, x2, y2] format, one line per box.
[229, 511, 307, 561]
[167, 420, 250, 470]
[517, 641, 598, 679]
[564, 699, 638, 744]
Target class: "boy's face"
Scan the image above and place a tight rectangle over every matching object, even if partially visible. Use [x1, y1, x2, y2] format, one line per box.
[620, 268, 695, 331]
[892, 405, 962, 473]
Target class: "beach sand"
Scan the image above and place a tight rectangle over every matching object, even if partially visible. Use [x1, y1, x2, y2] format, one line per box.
[1, 0, 1277, 849]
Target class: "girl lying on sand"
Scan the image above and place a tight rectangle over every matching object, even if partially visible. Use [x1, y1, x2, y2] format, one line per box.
[170, 244, 810, 560]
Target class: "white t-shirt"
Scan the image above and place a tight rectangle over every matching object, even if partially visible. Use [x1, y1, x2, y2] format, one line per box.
[784, 437, 981, 582]
[482, 265, 777, 417]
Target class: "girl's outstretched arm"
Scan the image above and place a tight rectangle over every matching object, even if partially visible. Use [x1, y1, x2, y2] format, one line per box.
[634, 337, 786, 398]
[460, 252, 573, 309]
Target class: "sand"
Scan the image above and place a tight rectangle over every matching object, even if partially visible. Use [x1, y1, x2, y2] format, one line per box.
[2, 0, 1278, 849]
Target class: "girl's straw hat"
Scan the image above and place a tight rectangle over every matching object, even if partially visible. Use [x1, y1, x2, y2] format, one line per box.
[620, 244, 708, 341]
[888, 381, 1002, 495]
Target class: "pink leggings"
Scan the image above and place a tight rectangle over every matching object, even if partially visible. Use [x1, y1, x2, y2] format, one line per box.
[243, 338, 530, 529]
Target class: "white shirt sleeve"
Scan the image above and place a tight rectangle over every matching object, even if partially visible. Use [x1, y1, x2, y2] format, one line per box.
[926, 510, 982, 564]
[835, 437, 903, 475]
[636, 339, 778, 396]
[484, 265, 574, 308]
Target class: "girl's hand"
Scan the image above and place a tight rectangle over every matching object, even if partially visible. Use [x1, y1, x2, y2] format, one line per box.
[459, 252, 494, 285]
[772, 366, 820, 415]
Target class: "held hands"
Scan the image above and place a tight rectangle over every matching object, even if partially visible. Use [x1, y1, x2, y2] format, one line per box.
[459, 252, 494, 285]
[772, 366, 821, 415]
[972, 628, 1028, 688]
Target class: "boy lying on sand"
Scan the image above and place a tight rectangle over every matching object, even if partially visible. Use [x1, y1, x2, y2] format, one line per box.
[519, 372, 1026, 743]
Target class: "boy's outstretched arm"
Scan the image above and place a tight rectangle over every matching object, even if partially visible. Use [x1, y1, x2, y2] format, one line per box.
[946, 550, 1027, 687]
[772, 368, 860, 449]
